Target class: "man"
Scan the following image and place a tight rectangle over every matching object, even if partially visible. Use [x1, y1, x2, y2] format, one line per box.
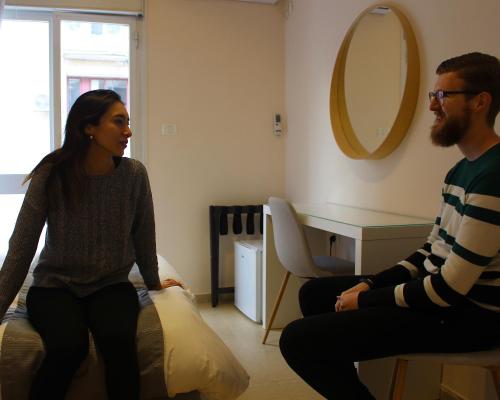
[279, 52, 500, 400]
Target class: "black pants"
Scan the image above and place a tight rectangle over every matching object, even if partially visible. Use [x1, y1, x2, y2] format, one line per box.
[279, 276, 500, 400]
[26, 282, 140, 400]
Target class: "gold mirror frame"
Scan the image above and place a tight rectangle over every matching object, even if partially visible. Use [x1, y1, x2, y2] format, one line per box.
[330, 4, 419, 160]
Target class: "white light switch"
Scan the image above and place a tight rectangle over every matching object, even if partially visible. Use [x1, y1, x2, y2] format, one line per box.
[161, 123, 177, 136]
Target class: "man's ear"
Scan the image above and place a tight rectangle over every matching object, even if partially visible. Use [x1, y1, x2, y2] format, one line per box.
[473, 92, 492, 114]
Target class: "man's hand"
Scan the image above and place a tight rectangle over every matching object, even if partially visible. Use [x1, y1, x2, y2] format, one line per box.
[335, 282, 370, 312]
[335, 291, 359, 312]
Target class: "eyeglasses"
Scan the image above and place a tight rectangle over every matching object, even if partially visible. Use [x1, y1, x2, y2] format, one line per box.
[428, 90, 479, 104]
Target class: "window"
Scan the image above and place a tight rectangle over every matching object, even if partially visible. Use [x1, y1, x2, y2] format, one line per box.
[67, 78, 129, 111]
[0, 15, 51, 175]
[59, 18, 133, 140]
[0, 8, 141, 256]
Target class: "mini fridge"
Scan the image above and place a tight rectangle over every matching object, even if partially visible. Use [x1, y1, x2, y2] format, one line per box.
[234, 240, 263, 323]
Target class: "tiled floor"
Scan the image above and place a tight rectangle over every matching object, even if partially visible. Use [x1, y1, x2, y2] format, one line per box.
[198, 301, 324, 400]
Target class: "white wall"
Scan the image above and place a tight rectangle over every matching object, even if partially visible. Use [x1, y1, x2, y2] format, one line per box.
[145, 0, 285, 295]
[284, 0, 499, 219]
[283, 1, 499, 399]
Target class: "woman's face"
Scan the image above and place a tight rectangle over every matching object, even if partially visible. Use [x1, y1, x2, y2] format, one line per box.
[85, 101, 132, 157]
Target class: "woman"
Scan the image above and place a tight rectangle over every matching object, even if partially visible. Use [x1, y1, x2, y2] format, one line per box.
[0, 89, 180, 400]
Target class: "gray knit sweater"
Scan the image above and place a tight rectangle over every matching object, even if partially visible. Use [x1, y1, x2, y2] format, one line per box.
[0, 157, 160, 320]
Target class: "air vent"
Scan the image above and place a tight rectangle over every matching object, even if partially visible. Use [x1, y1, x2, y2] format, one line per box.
[239, 0, 279, 4]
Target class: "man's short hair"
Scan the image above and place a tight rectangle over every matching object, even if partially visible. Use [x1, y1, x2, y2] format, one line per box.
[436, 52, 500, 127]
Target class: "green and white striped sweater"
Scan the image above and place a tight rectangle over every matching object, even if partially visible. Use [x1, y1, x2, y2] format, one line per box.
[359, 143, 500, 312]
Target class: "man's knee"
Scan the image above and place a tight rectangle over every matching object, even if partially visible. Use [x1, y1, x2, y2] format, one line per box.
[299, 278, 332, 315]
[279, 319, 306, 363]
[299, 278, 319, 300]
[298, 278, 318, 309]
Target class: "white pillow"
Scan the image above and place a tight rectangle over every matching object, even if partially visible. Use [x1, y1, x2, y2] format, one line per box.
[150, 256, 249, 400]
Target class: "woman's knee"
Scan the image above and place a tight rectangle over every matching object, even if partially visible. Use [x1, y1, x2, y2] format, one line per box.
[93, 329, 137, 362]
[45, 333, 89, 366]
[98, 331, 136, 348]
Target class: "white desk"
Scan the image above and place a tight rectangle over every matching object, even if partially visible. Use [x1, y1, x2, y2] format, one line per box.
[263, 202, 433, 327]
[262, 203, 438, 400]
[294, 203, 433, 273]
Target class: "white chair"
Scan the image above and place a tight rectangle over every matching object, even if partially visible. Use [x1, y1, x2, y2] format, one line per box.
[262, 197, 354, 344]
[389, 347, 500, 399]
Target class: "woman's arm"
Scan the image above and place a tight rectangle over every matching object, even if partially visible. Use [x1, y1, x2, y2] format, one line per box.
[131, 161, 162, 290]
[0, 168, 49, 320]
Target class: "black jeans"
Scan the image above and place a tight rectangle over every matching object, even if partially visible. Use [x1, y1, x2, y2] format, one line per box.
[279, 276, 500, 400]
[26, 282, 140, 400]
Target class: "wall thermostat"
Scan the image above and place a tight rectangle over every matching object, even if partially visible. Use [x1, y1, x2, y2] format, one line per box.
[273, 113, 282, 136]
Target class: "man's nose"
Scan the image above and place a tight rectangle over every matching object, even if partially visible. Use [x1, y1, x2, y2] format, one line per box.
[429, 97, 441, 112]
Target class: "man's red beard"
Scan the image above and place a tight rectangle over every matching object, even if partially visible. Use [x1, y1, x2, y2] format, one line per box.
[430, 107, 471, 147]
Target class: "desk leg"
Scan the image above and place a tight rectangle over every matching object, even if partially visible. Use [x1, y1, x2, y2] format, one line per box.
[262, 214, 304, 330]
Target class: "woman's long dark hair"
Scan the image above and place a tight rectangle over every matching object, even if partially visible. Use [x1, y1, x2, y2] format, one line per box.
[25, 89, 123, 208]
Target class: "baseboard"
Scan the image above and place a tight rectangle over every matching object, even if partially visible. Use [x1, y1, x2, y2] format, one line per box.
[195, 293, 211, 303]
[195, 293, 234, 304]
[440, 384, 468, 400]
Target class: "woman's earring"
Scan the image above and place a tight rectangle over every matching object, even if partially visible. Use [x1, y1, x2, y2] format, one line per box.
[90, 135, 94, 140]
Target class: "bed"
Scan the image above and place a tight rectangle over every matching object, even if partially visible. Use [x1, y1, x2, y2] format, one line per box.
[0, 255, 249, 400]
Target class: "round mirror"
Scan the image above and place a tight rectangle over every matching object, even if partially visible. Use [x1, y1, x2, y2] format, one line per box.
[330, 5, 419, 159]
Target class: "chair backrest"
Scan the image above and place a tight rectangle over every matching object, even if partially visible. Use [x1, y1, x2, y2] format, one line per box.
[268, 197, 319, 278]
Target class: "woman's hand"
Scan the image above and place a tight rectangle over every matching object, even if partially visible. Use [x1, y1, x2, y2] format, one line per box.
[335, 282, 370, 312]
[161, 278, 184, 289]
[150, 279, 184, 291]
